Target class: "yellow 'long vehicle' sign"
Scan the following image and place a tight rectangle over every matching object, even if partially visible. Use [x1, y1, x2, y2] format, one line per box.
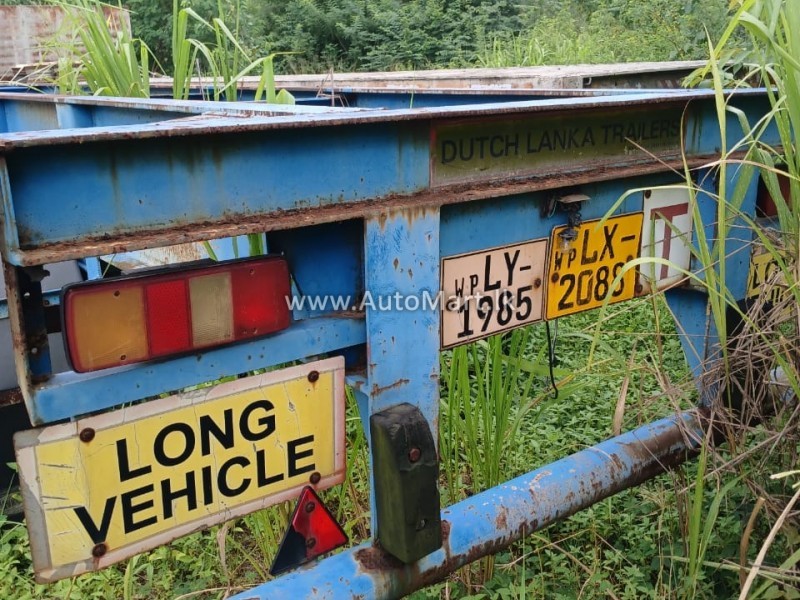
[15, 357, 345, 583]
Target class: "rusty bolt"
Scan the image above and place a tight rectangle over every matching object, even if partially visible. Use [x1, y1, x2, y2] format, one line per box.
[79, 428, 96, 443]
[408, 447, 421, 463]
[551, 273, 559, 283]
[644, 189, 652, 199]
[306, 537, 317, 549]
[92, 543, 107, 558]
[307, 370, 320, 383]
[309, 471, 321, 485]
[305, 501, 316, 513]
[635, 283, 644, 294]
[627, 256, 634, 262]
[534, 278, 542, 289]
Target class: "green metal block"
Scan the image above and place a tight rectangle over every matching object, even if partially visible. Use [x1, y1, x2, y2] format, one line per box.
[370, 403, 442, 564]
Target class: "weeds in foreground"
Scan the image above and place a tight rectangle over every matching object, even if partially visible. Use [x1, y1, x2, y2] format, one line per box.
[576, 1, 800, 597]
[677, 1, 800, 597]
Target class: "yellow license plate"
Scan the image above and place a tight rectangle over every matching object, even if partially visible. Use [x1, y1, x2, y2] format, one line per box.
[546, 213, 643, 319]
[747, 245, 787, 304]
[15, 358, 345, 583]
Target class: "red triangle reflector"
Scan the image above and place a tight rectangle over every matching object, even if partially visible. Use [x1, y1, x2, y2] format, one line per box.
[270, 486, 348, 576]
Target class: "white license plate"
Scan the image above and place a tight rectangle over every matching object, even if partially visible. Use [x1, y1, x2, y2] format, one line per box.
[441, 239, 548, 348]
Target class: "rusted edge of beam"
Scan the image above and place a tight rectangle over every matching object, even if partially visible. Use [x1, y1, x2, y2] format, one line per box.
[9, 154, 722, 267]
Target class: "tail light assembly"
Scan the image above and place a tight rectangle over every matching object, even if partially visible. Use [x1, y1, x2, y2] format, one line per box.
[62, 256, 291, 373]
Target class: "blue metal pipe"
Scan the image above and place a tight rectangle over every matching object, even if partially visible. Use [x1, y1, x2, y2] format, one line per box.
[233, 411, 703, 600]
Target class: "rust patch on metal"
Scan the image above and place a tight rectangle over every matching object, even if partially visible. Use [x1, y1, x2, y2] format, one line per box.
[2, 262, 32, 398]
[0, 387, 23, 407]
[529, 469, 551, 487]
[440, 519, 451, 541]
[439, 519, 453, 560]
[354, 546, 404, 571]
[495, 506, 508, 530]
[26, 329, 48, 354]
[618, 413, 701, 479]
[370, 378, 409, 397]
[329, 310, 365, 319]
[605, 452, 626, 480]
[398, 205, 437, 224]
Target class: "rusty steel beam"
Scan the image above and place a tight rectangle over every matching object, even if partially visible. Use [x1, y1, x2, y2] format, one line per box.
[233, 410, 704, 600]
[145, 62, 707, 92]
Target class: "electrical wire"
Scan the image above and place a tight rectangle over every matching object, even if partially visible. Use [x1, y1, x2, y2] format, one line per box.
[545, 320, 559, 399]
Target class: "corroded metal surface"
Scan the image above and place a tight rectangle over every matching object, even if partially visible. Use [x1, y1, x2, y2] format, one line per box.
[0, 387, 22, 407]
[147, 61, 707, 92]
[233, 411, 704, 599]
[0, 153, 723, 268]
[0, 89, 731, 149]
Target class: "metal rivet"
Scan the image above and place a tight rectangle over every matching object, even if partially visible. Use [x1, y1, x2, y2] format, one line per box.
[120, 354, 127, 361]
[306, 537, 317, 549]
[305, 501, 316, 513]
[79, 428, 96, 443]
[408, 447, 421, 463]
[30, 347, 38, 355]
[534, 278, 542, 289]
[635, 283, 644, 294]
[309, 472, 321, 484]
[92, 543, 107, 558]
[551, 273, 559, 283]
[644, 189, 652, 199]
[308, 370, 320, 383]
[113, 290, 120, 297]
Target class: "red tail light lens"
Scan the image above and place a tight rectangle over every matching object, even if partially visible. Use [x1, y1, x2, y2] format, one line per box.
[63, 256, 291, 372]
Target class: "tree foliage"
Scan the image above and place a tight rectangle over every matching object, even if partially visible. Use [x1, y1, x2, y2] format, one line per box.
[117, 0, 735, 74]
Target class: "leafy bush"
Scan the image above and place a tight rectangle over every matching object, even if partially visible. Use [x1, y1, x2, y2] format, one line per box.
[115, 0, 735, 73]
[480, 1, 735, 68]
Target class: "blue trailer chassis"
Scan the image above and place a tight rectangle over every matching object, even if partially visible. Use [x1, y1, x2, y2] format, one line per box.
[0, 82, 780, 596]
